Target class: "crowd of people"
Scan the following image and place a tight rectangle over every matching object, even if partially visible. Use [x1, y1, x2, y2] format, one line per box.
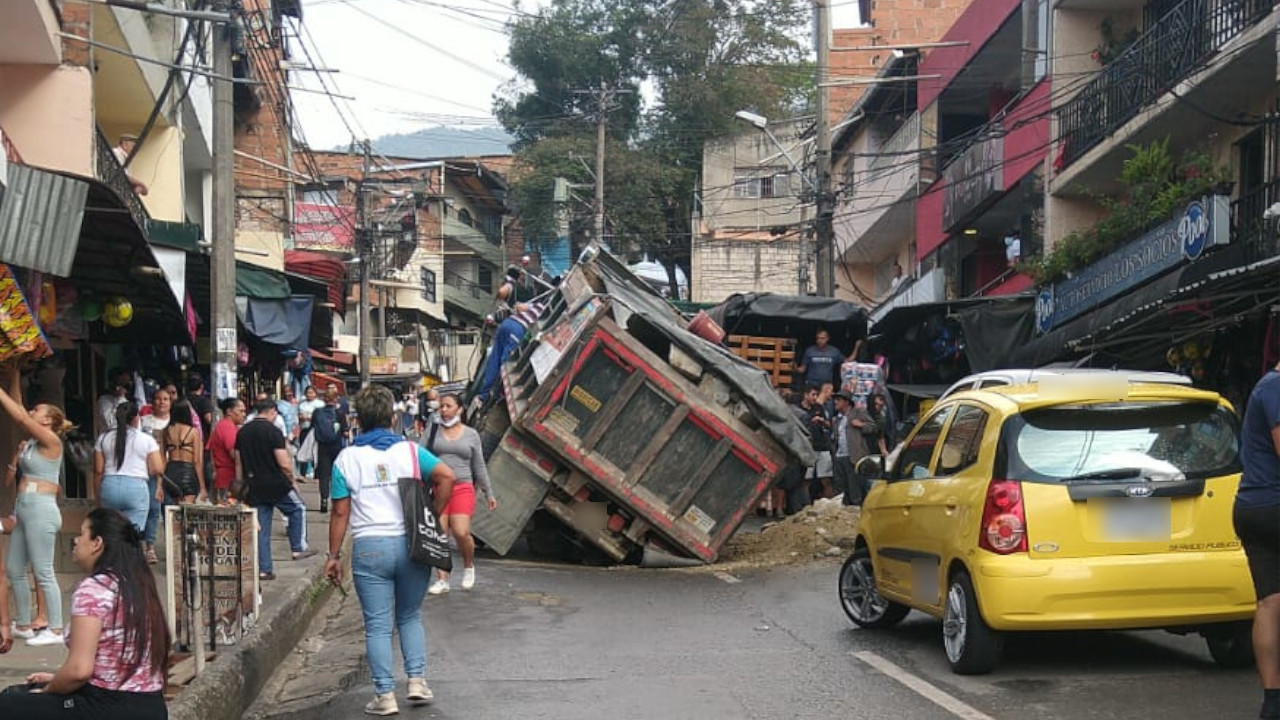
[770, 328, 896, 518]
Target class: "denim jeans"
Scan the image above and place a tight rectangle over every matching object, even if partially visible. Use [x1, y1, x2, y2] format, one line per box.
[352, 535, 431, 694]
[144, 475, 163, 545]
[255, 489, 307, 575]
[477, 317, 526, 401]
[6, 493, 63, 628]
[100, 474, 150, 533]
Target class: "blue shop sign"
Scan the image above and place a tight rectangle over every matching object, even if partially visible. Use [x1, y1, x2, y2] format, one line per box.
[1035, 196, 1228, 334]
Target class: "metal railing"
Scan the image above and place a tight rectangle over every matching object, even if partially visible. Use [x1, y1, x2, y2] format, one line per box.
[94, 126, 150, 233]
[1057, 0, 1272, 169]
[443, 270, 489, 299]
[1231, 177, 1280, 261]
[867, 112, 921, 175]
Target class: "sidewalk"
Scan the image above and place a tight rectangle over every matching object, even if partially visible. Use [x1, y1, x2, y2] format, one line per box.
[0, 479, 335, 720]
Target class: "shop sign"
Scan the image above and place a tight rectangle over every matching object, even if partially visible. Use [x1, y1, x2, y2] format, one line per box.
[1035, 196, 1228, 334]
[294, 203, 356, 251]
[943, 137, 1004, 231]
[370, 355, 399, 375]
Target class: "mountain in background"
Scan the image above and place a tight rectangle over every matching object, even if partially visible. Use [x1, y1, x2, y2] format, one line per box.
[364, 126, 514, 159]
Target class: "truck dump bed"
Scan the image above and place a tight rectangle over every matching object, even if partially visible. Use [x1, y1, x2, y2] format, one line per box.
[469, 250, 815, 564]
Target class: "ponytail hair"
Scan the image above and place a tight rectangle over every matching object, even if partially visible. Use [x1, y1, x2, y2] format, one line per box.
[39, 404, 74, 438]
[114, 401, 138, 470]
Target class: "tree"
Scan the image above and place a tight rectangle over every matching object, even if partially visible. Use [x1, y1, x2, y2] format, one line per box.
[496, 0, 810, 296]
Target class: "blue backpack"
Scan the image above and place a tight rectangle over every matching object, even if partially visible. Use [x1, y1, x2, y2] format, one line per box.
[312, 406, 340, 445]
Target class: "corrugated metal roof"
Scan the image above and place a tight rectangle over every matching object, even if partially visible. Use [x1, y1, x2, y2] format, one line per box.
[0, 164, 88, 277]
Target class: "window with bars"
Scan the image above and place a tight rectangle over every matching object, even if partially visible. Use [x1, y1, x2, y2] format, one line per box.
[421, 267, 437, 302]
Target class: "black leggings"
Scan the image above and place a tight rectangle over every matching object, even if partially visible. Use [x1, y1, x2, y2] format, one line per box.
[316, 443, 339, 502]
[0, 683, 166, 719]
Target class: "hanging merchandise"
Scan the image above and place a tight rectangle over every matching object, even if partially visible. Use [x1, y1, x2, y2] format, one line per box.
[37, 278, 57, 327]
[80, 299, 102, 321]
[103, 296, 134, 328]
[0, 264, 53, 362]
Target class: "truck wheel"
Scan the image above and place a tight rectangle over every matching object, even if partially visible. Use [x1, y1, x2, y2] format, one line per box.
[943, 569, 1003, 675]
[1205, 621, 1253, 669]
[839, 548, 909, 629]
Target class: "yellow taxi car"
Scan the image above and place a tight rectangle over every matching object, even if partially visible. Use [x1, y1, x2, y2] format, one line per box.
[838, 373, 1255, 674]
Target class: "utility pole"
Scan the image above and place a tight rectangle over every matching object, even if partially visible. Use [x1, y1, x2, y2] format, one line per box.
[593, 82, 608, 250]
[814, 0, 836, 297]
[358, 139, 373, 387]
[211, 5, 237, 401]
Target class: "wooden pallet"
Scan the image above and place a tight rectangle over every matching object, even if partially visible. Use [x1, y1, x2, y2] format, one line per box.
[727, 335, 795, 387]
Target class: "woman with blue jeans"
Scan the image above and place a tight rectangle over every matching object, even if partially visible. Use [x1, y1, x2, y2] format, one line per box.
[93, 403, 164, 538]
[325, 385, 455, 716]
[0, 363, 73, 647]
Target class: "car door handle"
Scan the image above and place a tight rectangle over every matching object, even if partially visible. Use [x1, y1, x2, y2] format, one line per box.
[945, 497, 959, 513]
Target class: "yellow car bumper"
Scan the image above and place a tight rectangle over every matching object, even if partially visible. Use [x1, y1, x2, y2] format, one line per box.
[971, 551, 1256, 631]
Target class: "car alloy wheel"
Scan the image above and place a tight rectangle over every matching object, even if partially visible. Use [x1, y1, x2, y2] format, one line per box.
[943, 583, 969, 662]
[942, 569, 1003, 675]
[838, 548, 909, 629]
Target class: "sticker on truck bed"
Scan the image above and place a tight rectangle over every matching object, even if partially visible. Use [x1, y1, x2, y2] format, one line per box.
[570, 385, 602, 413]
[683, 504, 716, 534]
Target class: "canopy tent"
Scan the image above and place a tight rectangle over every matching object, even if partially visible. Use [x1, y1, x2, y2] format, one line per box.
[706, 293, 869, 357]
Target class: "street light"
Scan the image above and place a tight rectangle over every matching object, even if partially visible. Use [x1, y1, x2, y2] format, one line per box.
[733, 110, 820, 195]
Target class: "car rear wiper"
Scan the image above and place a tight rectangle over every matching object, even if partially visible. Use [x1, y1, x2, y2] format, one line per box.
[1058, 468, 1143, 483]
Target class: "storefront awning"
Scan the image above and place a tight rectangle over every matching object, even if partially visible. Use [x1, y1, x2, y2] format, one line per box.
[0, 165, 88, 276]
[284, 249, 347, 309]
[1009, 247, 1280, 368]
[706, 292, 869, 355]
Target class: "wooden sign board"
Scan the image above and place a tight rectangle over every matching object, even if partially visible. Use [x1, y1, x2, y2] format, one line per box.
[164, 506, 259, 652]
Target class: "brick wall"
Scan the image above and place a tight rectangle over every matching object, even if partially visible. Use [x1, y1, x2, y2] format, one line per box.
[828, 0, 978, 122]
[60, 0, 91, 68]
[691, 235, 808, 303]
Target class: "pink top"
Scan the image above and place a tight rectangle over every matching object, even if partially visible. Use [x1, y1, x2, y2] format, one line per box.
[70, 574, 165, 693]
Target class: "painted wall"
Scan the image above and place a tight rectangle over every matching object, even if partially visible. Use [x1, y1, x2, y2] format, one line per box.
[0, 64, 94, 177]
[917, 0, 1024, 109]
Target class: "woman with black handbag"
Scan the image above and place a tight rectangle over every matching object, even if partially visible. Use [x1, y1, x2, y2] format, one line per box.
[324, 385, 455, 716]
[422, 393, 497, 595]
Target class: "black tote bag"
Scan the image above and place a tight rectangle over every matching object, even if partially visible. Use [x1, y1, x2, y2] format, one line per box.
[398, 441, 453, 571]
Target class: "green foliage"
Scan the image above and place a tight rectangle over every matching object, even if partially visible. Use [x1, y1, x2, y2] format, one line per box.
[1093, 17, 1140, 66]
[496, 0, 809, 292]
[1024, 138, 1230, 284]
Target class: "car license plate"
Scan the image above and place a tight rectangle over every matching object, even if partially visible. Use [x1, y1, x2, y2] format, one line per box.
[1102, 499, 1171, 541]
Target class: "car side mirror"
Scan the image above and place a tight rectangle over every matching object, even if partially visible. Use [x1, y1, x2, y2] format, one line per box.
[855, 454, 884, 478]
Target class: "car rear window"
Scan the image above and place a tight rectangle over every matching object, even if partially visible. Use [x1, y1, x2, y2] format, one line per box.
[999, 401, 1240, 483]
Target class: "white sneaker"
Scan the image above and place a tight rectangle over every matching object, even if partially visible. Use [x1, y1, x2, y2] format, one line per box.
[461, 567, 476, 590]
[10, 624, 34, 639]
[427, 578, 450, 595]
[27, 629, 64, 647]
[406, 677, 433, 705]
[364, 691, 399, 716]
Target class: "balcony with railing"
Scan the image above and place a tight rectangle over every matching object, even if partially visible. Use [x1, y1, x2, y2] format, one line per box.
[834, 112, 920, 264]
[94, 126, 150, 233]
[443, 215, 504, 268]
[1057, 0, 1274, 171]
[1231, 178, 1280, 262]
[443, 270, 493, 321]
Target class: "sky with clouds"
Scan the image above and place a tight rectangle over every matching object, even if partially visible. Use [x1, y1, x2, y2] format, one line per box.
[290, 0, 862, 151]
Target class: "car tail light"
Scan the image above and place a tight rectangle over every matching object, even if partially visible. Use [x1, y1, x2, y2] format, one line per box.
[979, 480, 1027, 554]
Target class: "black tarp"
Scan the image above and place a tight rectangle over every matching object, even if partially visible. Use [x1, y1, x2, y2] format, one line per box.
[587, 252, 817, 466]
[706, 293, 868, 357]
[235, 296, 314, 351]
[956, 298, 1035, 372]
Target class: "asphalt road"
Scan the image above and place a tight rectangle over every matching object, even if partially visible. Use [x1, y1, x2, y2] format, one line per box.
[249, 556, 1264, 720]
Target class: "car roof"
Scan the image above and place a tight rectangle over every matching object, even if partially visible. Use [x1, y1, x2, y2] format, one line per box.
[939, 368, 1192, 399]
[942, 379, 1225, 413]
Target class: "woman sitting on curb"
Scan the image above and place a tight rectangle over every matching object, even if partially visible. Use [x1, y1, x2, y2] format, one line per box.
[0, 508, 171, 719]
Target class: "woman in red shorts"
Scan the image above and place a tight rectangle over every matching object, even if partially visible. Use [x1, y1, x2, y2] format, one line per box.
[421, 393, 497, 594]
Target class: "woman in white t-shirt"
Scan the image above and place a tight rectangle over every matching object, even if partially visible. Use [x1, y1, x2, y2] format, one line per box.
[93, 402, 164, 534]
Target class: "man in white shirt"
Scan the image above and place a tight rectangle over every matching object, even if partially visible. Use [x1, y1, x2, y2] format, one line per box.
[111, 133, 149, 196]
[97, 367, 133, 435]
[246, 392, 289, 437]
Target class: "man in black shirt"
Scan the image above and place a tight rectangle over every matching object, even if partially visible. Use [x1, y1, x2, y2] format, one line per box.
[185, 373, 215, 436]
[235, 399, 312, 580]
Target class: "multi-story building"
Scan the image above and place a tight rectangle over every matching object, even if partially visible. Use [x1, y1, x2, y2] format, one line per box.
[1014, 0, 1280, 384]
[692, 116, 812, 303]
[298, 150, 512, 382]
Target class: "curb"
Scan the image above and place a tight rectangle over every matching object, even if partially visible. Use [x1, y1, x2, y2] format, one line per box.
[168, 566, 334, 720]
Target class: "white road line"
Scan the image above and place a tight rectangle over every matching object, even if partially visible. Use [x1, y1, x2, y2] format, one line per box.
[713, 571, 741, 584]
[854, 651, 996, 720]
